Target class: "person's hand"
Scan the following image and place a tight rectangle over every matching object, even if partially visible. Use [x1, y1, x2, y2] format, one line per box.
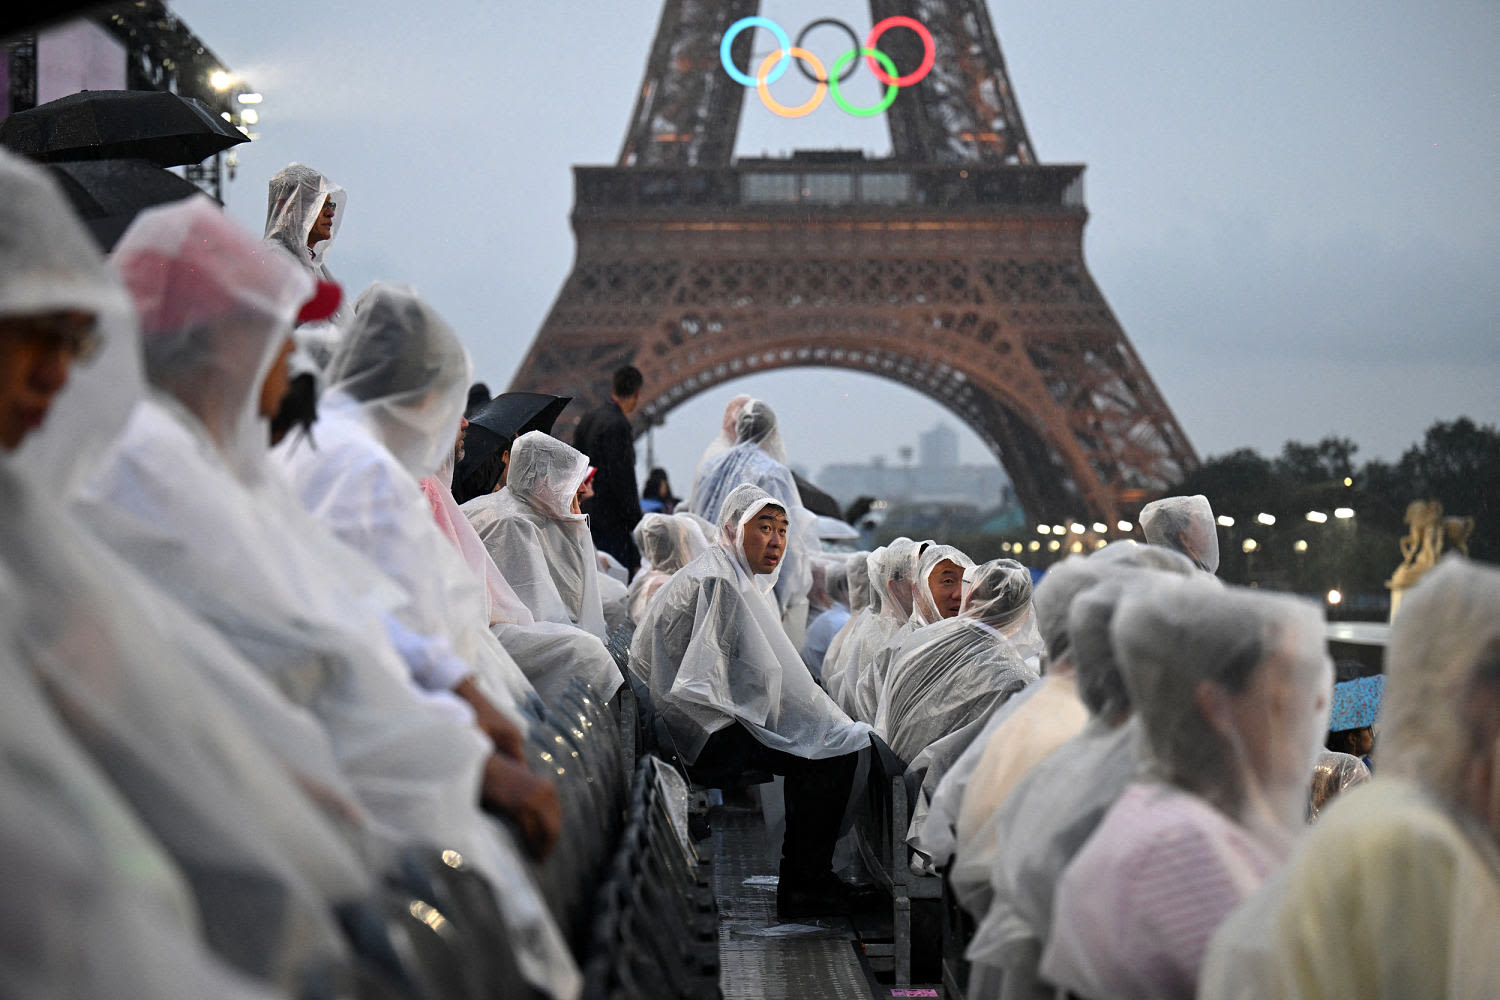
[453, 676, 525, 761]
[481, 754, 561, 860]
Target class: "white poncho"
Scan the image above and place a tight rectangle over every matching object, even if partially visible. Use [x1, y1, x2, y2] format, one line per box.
[464, 430, 610, 641]
[629, 484, 871, 763]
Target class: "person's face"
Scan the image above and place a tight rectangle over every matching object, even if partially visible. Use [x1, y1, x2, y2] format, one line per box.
[578, 476, 595, 503]
[617, 389, 641, 416]
[307, 195, 335, 248]
[453, 417, 469, 463]
[928, 559, 965, 618]
[258, 335, 295, 421]
[0, 310, 97, 451]
[739, 506, 788, 574]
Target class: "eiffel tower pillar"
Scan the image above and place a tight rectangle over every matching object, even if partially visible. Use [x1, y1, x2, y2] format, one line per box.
[508, 0, 1197, 525]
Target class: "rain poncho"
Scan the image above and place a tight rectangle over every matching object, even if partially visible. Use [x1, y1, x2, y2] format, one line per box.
[821, 548, 883, 708]
[831, 539, 920, 717]
[853, 541, 969, 724]
[627, 511, 708, 624]
[423, 450, 623, 706]
[262, 163, 352, 369]
[0, 582, 281, 1000]
[687, 391, 753, 503]
[77, 204, 577, 999]
[965, 557, 1195, 996]
[629, 484, 871, 763]
[948, 551, 1117, 912]
[876, 559, 1037, 764]
[1140, 493, 1220, 573]
[687, 399, 816, 631]
[1041, 579, 1332, 1000]
[275, 283, 538, 708]
[1200, 557, 1500, 999]
[463, 430, 609, 640]
[2, 163, 363, 991]
[1307, 749, 1370, 821]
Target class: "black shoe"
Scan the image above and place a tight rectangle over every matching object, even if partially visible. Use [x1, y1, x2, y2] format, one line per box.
[775, 871, 883, 921]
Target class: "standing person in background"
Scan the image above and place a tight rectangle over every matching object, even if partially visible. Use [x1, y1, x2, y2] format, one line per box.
[572, 365, 644, 575]
[261, 163, 353, 371]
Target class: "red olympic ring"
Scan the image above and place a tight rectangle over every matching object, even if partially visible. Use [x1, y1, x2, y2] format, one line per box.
[863, 16, 935, 88]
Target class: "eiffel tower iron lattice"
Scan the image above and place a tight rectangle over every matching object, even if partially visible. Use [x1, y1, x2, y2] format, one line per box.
[507, 0, 1197, 524]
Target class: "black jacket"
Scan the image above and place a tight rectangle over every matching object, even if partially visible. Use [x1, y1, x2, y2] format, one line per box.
[572, 400, 643, 540]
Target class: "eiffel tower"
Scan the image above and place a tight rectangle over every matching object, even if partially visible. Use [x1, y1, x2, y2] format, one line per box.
[507, 0, 1197, 524]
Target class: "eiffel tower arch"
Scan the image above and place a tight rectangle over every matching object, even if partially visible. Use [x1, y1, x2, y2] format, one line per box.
[508, 0, 1198, 525]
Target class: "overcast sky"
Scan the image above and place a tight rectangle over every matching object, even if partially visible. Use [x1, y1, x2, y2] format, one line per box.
[174, 0, 1498, 489]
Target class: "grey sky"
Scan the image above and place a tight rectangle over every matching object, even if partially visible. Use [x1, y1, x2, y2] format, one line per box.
[175, 0, 1499, 492]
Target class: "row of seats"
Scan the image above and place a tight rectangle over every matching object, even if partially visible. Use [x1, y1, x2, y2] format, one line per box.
[581, 757, 719, 1000]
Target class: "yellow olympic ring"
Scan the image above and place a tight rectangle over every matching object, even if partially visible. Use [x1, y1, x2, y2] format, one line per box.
[755, 47, 827, 119]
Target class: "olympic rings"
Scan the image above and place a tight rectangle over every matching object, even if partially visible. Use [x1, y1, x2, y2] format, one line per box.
[829, 48, 899, 118]
[756, 48, 826, 119]
[793, 19, 861, 85]
[864, 16, 935, 88]
[721, 17, 790, 87]
[720, 15, 936, 119]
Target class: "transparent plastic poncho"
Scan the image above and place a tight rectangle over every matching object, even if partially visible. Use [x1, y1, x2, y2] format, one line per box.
[79, 210, 576, 998]
[463, 430, 609, 641]
[686, 399, 815, 620]
[1199, 557, 1500, 1000]
[276, 284, 539, 707]
[965, 561, 1195, 986]
[627, 511, 707, 624]
[0, 578, 282, 1000]
[262, 163, 352, 369]
[423, 459, 623, 706]
[1140, 493, 1220, 574]
[1041, 578, 1333, 1000]
[3, 171, 365, 990]
[852, 540, 958, 723]
[876, 559, 1037, 763]
[628, 484, 871, 763]
[829, 539, 919, 719]
[687, 392, 751, 504]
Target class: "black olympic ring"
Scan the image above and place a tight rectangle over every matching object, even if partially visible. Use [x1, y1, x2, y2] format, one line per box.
[793, 19, 862, 85]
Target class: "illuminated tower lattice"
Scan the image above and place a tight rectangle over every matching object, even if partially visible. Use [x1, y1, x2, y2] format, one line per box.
[508, 0, 1197, 523]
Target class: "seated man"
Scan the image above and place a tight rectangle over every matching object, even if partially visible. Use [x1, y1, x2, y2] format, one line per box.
[630, 484, 873, 918]
[463, 430, 610, 640]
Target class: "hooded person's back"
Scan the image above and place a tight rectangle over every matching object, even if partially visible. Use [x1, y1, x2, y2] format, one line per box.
[275, 283, 539, 708]
[462, 430, 610, 641]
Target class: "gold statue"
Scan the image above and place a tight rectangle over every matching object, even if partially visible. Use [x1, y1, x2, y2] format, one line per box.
[1388, 500, 1475, 617]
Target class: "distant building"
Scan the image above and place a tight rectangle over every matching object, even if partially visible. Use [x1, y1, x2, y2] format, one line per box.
[817, 421, 1017, 513]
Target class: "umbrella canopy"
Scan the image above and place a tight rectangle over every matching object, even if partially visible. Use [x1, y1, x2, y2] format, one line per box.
[44, 158, 204, 251]
[815, 514, 861, 542]
[0, 89, 248, 167]
[470, 392, 571, 441]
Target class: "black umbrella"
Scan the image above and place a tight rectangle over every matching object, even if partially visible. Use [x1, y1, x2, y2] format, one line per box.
[470, 392, 571, 441]
[0, 89, 248, 167]
[44, 157, 204, 251]
[452, 393, 572, 504]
